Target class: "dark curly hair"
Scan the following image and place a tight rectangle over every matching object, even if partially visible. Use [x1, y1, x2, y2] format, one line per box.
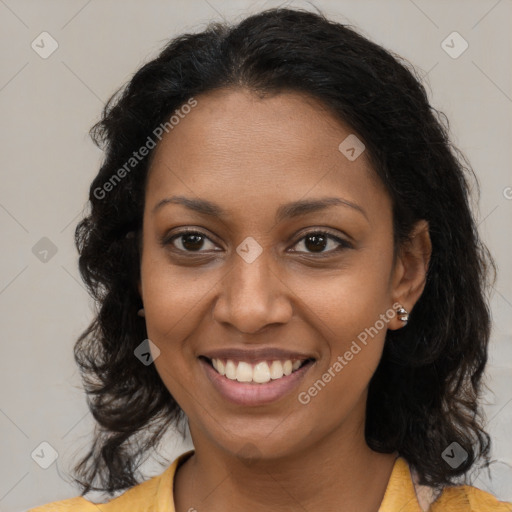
[72, 6, 497, 497]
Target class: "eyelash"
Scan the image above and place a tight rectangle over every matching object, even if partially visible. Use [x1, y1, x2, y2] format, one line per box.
[162, 228, 352, 257]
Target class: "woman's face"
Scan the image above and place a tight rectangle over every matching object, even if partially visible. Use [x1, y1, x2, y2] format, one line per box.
[139, 87, 424, 459]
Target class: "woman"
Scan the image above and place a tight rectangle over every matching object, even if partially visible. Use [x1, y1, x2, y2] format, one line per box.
[29, 7, 512, 512]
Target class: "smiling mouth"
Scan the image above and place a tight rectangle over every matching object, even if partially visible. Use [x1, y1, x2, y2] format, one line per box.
[199, 356, 315, 384]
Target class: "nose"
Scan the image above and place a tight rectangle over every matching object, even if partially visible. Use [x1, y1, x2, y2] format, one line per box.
[212, 246, 293, 334]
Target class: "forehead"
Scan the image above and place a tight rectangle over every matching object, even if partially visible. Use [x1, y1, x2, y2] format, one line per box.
[145, 87, 390, 226]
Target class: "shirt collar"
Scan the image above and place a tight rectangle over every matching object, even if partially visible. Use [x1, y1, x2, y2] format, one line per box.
[157, 451, 426, 512]
[378, 456, 428, 512]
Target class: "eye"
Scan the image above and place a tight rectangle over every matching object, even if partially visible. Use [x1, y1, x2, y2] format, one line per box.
[162, 229, 351, 256]
[290, 230, 351, 256]
[164, 229, 219, 253]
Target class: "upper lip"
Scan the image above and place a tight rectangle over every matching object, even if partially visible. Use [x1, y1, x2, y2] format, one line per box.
[200, 347, 315, 363]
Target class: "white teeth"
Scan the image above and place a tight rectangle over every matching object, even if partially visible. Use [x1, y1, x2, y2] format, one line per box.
[210, 358, 307, 383]
[225, 360, 237, 380]
[212, 358, 225, 375]
[270, 360, 284, 379]
[236, 361, 253, 382]
[253, 362, 271, 383]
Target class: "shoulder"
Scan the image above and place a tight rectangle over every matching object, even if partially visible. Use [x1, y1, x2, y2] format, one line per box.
[27, 473, 163, 512]
[431, 484, 512, 511]
[27, 474, 164, 512]
[27, 450, 194, 512]
[407, 458, 511, 512]
[27, 496, 102, 511]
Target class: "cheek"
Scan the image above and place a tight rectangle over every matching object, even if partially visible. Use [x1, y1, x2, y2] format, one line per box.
[140, 246, 214, 335]
[291, 248, 393, 395]
[140, 260, 207, 404]
[288, 248, 393, 335]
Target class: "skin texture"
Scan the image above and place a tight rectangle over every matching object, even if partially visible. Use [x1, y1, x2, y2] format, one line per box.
[138, 87, 432, 512]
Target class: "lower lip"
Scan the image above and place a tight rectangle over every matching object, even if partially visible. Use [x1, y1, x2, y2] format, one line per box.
[200, 358, 314, 406]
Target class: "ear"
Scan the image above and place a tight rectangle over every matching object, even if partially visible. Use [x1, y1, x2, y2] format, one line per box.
[388, 219, 431, 330]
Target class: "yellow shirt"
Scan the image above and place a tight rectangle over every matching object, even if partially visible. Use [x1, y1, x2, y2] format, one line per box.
[28, 450, 512, 512]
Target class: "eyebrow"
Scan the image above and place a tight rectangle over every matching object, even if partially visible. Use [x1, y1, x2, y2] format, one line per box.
[152, 195, 368, 222]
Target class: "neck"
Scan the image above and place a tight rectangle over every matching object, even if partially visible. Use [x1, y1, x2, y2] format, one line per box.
[174, 411, 398, 512]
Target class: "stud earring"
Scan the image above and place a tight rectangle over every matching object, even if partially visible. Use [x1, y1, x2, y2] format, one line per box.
[396, 305, 409, 325]
[137, 308, 145, 318]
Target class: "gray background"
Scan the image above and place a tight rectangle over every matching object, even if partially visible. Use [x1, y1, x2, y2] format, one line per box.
[0, 1, 511, 510]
